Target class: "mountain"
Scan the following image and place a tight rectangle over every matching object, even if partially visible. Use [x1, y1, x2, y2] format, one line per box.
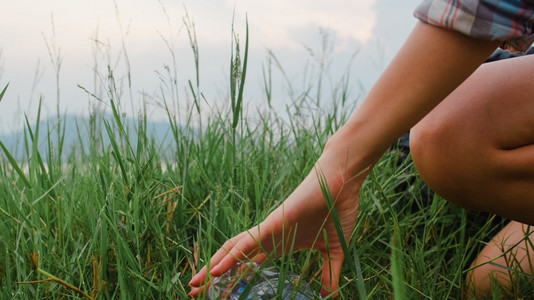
[0, 114, 174, 161]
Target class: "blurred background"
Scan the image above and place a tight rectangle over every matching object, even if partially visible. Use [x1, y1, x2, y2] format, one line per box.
[0, 0, 419, 135]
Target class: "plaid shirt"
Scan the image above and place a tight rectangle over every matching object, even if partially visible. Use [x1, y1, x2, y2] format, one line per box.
[415, 0, 534, 52]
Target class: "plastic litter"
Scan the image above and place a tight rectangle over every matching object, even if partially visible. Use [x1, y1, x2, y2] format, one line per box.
[207, 261, 318, 299]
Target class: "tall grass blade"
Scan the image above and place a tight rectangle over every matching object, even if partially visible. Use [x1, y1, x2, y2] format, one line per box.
[0, 140, 31, 188]
[352, 247, 367, 300]
[316, 168, 367, 298]
[184, 12, 201, 115]
[391, 226, 406, 299]
[0, 83, 8, 103]
[232, 16, 248, 130]
[103, 119, 130, 194]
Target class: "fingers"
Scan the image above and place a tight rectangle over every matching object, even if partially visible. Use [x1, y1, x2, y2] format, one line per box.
[190, 234, 345, 298]
[188, 228, 264, 289]
[188, 265, 208, 287]
[188, 241, 237, 288]
[187, 286, 201, 297]
[320, 253, 344, 298]
[188, 233, 245, 287]
[209, 230, 263, 276]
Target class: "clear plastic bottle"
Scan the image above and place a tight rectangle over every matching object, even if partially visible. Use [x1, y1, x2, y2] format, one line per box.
[207, 261, 318, 299]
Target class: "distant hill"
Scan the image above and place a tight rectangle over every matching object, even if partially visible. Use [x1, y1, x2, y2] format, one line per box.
[0, 114, 174, 161]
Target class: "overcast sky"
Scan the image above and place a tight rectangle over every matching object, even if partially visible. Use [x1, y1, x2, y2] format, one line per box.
[0, 0, 420, 134]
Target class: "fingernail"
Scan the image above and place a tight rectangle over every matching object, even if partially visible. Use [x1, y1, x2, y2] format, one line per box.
[210, 265, 220, 275]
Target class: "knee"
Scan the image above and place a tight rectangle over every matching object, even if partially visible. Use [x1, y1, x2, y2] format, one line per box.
[409, 122, 446, 196]
[409, 120, 481, 210]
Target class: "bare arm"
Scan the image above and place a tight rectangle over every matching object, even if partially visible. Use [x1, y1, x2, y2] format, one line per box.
[327, 21, 500, 177]
[189, 21, 501, 298]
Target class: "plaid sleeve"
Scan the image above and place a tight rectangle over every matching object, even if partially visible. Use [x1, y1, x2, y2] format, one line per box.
[414, 0, 534, 53]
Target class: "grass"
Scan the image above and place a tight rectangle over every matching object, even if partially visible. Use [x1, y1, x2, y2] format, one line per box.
[0, 13, 532, 300]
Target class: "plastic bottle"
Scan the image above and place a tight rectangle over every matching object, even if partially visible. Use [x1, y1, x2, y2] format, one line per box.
[207, 261, 318, 299]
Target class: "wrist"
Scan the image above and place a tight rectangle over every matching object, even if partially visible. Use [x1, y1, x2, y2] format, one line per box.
[320, 124, 376, 182]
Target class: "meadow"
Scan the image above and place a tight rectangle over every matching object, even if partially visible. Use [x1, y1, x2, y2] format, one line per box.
[0, 18, 531, 300]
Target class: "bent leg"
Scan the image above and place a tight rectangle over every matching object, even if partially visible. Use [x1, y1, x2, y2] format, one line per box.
[410, 54, 534, 225]
[465, 221, 534, 297]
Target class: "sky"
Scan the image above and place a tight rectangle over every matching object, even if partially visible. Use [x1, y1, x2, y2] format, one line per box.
[0, 0, 421, 134]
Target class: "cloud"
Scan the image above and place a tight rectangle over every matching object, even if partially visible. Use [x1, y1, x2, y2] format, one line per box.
[1, 1, 377, 60]
[0, 0, 381, 134]
[223, 0, 377, 50]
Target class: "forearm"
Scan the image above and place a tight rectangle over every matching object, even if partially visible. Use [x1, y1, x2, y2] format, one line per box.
[325, 21, 500, 176]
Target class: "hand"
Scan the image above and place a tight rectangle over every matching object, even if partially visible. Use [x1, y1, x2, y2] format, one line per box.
[188, 133, 371, 298]
[189, 20, 501, 297]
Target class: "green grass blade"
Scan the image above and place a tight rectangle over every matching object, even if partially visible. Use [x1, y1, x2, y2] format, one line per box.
[103, 119, 130, 191]
[352, 247, 367, 299]
[0, 83, 8, 103]
[315, 168, 367, 298]
[390, 226, 406, 300]
[0, 140, 31, 188]
[232, 16, 248, 130]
